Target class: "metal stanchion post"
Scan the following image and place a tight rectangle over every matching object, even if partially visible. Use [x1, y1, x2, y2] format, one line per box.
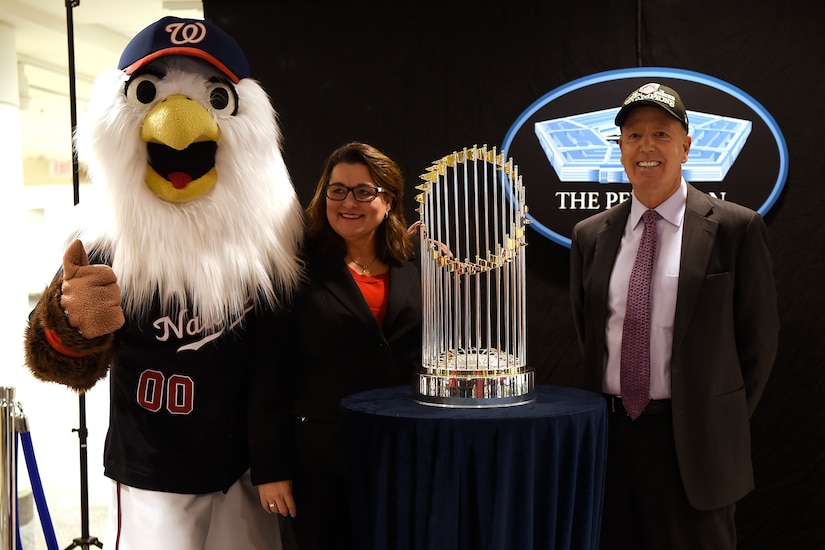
[1, 387, 19, 550]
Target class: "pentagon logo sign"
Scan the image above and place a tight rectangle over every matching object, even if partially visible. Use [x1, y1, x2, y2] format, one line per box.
[502, 68, 788, 248]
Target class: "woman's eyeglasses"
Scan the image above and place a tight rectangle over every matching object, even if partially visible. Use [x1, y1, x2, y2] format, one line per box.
[325, 184, 384, 202]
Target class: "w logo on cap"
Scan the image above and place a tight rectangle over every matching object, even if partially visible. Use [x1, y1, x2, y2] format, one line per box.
[165, 21, 208, 45]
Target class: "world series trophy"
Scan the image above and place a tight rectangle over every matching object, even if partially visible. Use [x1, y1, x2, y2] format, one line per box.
[413, 145, 535, 407]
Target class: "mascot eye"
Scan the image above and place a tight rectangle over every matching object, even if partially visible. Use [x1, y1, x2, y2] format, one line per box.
[208, 83, 238, 115]
[124, 74, 159, 105]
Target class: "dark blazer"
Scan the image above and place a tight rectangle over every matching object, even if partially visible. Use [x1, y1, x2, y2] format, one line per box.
[250, 244, 421, 482]
[570, 183, 779, 511]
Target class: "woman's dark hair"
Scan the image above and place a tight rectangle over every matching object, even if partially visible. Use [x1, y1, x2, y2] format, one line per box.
[305, 142, 414, 263]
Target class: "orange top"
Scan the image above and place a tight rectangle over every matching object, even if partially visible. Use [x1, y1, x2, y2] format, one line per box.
[349, 267, 390, 325]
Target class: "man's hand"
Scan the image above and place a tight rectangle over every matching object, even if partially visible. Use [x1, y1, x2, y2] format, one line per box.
[60, 239, 125, 339]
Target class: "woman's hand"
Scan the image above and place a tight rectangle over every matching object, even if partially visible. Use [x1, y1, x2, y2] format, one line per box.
[408, 221, 454, 258]
[258, 480, 297, 517]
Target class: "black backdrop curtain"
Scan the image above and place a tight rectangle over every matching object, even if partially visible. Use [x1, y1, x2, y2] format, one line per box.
[204, 1, 825, 546]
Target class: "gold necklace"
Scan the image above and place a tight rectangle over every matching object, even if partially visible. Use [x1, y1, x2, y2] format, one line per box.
[346, 254, 377, 276]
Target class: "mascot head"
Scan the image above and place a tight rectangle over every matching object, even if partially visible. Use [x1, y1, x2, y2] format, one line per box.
[74, 17, 303, 329]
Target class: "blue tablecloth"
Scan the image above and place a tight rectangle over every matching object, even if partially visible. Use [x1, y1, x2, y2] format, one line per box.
[340, 384, 607, 550]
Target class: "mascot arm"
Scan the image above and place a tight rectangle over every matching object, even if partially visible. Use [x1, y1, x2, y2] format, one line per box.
[248, 309, 298, 484]
[23, 239, 124, 392]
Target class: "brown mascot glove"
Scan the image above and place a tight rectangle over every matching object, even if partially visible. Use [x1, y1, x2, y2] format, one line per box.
[60, 239, 125, 339]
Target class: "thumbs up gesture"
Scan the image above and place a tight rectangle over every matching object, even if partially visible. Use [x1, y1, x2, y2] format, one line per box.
[60, 239, 125, 339]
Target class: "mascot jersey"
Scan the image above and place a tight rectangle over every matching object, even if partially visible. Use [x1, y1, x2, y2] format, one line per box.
[23, 17, 303, 498]
[104, 295, 276, 494]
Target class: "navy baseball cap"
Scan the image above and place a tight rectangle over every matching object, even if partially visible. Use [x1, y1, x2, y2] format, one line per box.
[614, 82, 689, 132]
[118, 16, 250, 83]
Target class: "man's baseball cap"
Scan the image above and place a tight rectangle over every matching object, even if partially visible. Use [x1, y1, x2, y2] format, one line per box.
[118, 16, 250, 83]
[614, 82, 689, 132]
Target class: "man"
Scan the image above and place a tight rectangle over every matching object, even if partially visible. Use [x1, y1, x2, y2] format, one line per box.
[570, 82, 779, 549]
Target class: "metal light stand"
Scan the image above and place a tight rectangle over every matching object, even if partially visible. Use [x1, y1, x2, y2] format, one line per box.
[64, 1, 102, 548]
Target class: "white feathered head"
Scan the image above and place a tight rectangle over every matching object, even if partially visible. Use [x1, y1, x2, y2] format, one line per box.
[74, 17, 303, 329]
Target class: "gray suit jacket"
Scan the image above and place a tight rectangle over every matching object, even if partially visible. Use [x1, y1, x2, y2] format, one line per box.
[570, 183, 779, 510]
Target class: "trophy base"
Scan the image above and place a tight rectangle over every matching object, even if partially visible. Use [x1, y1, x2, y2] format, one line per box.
[413, 369, 535, 408]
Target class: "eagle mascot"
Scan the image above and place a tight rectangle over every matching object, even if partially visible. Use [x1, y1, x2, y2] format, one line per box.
[23, 17, 302, 550]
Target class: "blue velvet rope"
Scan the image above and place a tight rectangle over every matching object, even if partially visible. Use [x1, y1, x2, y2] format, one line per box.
[17, 430, 60, 550]
[16, 500, 23, 550]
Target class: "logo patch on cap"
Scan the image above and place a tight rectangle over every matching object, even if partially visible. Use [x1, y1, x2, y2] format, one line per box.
[624, 83, 677, 108]
[164, 21, 208, 45]
[614, 82, 689, 131]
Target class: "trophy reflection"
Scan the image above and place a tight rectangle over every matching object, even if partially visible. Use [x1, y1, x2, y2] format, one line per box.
[414, 145, 535, 407]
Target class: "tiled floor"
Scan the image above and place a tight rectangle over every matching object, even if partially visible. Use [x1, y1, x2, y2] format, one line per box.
[11, 373, 110, 550]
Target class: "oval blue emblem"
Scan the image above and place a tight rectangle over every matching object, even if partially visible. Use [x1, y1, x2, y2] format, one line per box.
[502, 67, 788, 248]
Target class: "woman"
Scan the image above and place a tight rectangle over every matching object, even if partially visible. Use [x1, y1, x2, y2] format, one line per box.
[257, 142, 422, 550]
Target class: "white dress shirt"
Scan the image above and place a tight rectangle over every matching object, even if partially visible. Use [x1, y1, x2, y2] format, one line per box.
[603, 179, 687, 399]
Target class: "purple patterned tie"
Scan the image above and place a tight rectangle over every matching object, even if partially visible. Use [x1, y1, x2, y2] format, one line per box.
[620, 209, 658, 420]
